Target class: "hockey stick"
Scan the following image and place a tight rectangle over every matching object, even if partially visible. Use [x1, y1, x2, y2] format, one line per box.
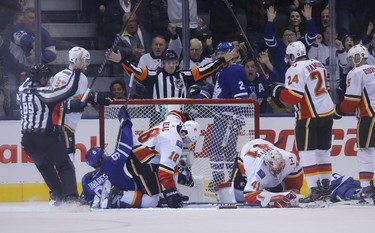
[114, 73, 135, 149]
[181, 202, 261, 209]
[221, 0, 269, 80]
[81, 0, 143, 102]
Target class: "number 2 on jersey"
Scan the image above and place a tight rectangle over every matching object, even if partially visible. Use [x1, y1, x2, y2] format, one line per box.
[310, 70, 327, 96]
[287, 74, 299, 85]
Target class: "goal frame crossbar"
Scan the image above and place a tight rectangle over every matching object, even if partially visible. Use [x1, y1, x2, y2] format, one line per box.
[99, 98, 260, 148]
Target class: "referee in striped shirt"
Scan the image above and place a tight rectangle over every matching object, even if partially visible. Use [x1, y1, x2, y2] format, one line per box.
[18, 56, 86, 205]
[106, 49, 237, 99]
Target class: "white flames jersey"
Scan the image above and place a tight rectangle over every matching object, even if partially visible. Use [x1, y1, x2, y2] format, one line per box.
[240, 139, 302, 193]
[345, 64, 375, 117]
[133, 114, 184, 173]
[51, 68, 88, 130]
[285, 59, 334, 119]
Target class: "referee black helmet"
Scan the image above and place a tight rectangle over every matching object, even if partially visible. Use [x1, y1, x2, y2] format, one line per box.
[30, 64, 52, 82]
[161, 49, 178, 61]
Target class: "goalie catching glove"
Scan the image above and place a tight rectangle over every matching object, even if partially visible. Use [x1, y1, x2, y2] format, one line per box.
[88, 92, 113, 106]
[256, 190, 297, 208]
[162, 188, 183, 208]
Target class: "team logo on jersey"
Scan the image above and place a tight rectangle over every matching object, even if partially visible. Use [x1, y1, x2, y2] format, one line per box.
[176, 140, 183, 149]
[175, 78, 184, 90]
[257, 169, 266, 179]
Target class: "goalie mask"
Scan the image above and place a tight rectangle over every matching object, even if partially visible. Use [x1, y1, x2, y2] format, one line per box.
[285, 41, 306, 65]
[85, 147, 106, 168]
[69, 46, 91, 67]
[180, 120, 201, 144]
[264, 149, 285, 176]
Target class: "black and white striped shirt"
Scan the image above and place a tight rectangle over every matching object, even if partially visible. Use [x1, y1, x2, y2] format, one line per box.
[18, 71, 81, 132]
[120, 57, 226, 99]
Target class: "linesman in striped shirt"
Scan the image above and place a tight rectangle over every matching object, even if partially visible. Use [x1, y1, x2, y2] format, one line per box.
[18, 55, 86, 205]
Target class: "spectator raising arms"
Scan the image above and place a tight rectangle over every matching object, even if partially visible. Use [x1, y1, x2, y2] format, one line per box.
[264, 4, 317, 79]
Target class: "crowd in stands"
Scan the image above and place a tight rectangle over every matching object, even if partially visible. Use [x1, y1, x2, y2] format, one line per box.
[2, 0, 375, 117]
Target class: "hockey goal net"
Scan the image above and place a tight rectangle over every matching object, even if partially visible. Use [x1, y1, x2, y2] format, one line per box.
[99, 99, 259, 202]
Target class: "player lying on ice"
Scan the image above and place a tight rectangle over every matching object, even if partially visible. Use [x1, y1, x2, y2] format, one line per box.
[80, 106, 200, 208]
[215, 138, 304, 208]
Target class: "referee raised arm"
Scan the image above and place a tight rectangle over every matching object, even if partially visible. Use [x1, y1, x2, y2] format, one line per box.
[106, 49, 237, 99]
[18, 54, 86, 205]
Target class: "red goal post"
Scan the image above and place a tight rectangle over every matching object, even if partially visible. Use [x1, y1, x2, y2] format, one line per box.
[99, 99, 259, 202]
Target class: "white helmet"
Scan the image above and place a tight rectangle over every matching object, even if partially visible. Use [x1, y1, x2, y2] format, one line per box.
[264, 149, 285, 176]
[347, 44, 368, 67]
[69, 46, 91, 66]
[285, 41, 306, 64]
[180, 120, 200, 144]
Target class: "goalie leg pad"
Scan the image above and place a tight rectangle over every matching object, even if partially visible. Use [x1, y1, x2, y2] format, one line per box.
[215, 182, 237, 203]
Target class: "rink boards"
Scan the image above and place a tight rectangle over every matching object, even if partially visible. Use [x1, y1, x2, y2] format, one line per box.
[0, 116, 371, 202]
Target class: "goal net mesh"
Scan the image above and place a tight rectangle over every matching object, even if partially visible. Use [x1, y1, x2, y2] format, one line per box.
[99, 99, 259, 202]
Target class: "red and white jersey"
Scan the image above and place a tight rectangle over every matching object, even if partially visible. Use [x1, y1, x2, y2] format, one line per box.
[341, 64, 375, 117]
[238, 139, 303, 195]
[51, 68, 88, 130]
[132, 113, 184, 189]
[281, 59, 334, 119]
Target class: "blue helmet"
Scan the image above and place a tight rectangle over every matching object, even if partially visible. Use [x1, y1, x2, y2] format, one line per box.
[216, 42, 234, 53]
[85, 147, 106, 168]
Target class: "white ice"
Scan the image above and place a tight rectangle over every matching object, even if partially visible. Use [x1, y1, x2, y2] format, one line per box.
[0, 202, 374, 233]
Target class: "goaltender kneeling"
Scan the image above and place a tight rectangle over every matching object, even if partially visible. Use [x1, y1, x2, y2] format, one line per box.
[216, 138, 304, 208]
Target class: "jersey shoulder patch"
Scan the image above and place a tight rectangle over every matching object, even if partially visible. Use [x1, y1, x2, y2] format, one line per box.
[176, 140, 183, 149]
[257, 169, 266, 179]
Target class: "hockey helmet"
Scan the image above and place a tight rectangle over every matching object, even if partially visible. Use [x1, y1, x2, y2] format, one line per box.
[264, 149, 285, 176]
[85, 147, 106, 168]
[216, 42, 234, 54]
[161, 49, 178, 61]
[180, 120, 201, 144]
[347, 44, 368, 66]
[30, 64, 52, 82]
[68, 46, 91, 66]
[285, 41, 306, 64]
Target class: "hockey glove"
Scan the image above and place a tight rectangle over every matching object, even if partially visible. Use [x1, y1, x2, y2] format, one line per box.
[333, 104, 344, 120]
[88, 92, 113, 106]
[118, 106, 132, 128]
[162, 188, 183, 208]
[270, 191, 297, 208]
[256, 190, 297, 208]
[265, 81, 286, 108]
[63, 99, 85, 113]
[178, 165, 194, 187]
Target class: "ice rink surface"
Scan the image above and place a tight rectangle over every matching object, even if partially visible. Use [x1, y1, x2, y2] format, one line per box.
[0, 202, 374, 233]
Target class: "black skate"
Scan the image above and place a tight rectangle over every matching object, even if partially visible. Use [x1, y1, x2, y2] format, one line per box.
[352, 185, 375, 205]
[299, 179, 331, 207]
